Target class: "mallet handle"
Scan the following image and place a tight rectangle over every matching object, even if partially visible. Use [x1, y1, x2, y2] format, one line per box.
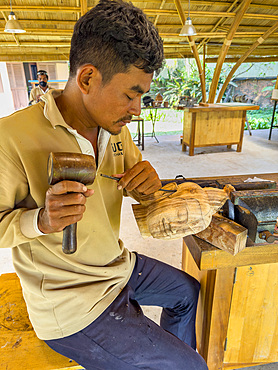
[62, 223, 77, 254]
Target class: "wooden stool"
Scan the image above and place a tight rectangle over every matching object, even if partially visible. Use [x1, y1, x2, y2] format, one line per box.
[131, 117, 144, 150]
[0, 273, 84, 370]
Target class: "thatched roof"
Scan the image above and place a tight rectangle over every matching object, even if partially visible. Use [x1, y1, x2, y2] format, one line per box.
[0, 0, 278, 63]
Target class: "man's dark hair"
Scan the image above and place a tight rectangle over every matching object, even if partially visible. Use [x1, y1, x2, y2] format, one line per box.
[69, 0, 164, 84]
[37, 70, 48, 79]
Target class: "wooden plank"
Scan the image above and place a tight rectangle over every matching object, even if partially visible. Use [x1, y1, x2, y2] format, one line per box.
[193, 110, 242, 146]
[196, 213, 248, 255]
[222, 362, 268, 369]
[236, 111, 246, 152]
[0, 273, 79, 370]
[187, 173, 278, 184]
[183, 238, 235, 369]
[224, 263, 278, 364]
[205, 267, 235, 370]
[186, 104, 259, 112]
[183, 236, 278, 270]
[182, 244, 211, 360]
[189, 112, 196, 156]
[182, 110, 191, 150]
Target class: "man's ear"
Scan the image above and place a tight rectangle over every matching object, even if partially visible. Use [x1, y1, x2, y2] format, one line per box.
[76, 65, 100, 94]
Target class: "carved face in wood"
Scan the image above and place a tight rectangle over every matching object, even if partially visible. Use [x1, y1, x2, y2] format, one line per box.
[132, 182, 231, 240]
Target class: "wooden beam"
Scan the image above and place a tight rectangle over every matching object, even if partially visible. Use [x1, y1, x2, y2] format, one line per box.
[0, 42, 71, 47]
[2, 29, 278, 40]
[0, 6, 81, 12]
[206, 56, 278, 63]
[208, 0, 253, 103]
[147, 9, 278, 21]
[0, 6, 277, 21]
[2, 28, 278, 40]
[80, 0, 88, 16]
[153, 0, 167, 27]
[216, 20, 278, 102]
[0, 19, 77, 26]
[0, 54, 69, 62]
[173, 0, 206, 102]
[160, 31, 278, 38]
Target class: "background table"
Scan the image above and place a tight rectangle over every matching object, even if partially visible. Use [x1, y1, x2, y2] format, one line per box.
[181, 103, 259, 156]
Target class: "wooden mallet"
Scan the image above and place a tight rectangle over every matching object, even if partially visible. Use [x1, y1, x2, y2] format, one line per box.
[47, 152, 96, 254]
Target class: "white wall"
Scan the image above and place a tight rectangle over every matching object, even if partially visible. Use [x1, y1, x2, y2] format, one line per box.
[56, 62, 69, 89]
[0, 62, 15, 118]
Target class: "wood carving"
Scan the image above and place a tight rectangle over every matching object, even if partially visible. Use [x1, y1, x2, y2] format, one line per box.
[195, 213, 248, 255]
[130, 182, 234, 240]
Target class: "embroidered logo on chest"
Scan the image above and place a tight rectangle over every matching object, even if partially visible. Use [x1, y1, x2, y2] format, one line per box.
[111, 141, 123, 156]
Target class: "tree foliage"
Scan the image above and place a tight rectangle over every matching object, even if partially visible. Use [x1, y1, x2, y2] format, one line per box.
[148, 59, 266, 106]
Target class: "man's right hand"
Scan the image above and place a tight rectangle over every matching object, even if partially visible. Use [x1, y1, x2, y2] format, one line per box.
[38, 181, 94, 234]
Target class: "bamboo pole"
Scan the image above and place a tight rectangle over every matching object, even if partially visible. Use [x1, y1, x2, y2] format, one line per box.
[216, 20, 278, 103]
[0, 6, 278, 21]
[203, 43, 206, 92]
[208, 0, 252, 103]
[80, 0, 88, 16]
[206, 56, 278, 63]
[173, 0, 206, 102]
[153, 0, 167, 26]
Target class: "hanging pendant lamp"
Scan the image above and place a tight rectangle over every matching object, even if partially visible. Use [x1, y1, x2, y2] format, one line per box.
[179, 0, 196, 36]
[4, 0, 26, 33]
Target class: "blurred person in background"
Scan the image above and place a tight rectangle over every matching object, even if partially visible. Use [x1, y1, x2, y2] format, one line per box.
[29, 70, 53, 105]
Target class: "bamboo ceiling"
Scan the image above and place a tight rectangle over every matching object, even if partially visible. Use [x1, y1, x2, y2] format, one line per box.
[0, 0, 278, 64]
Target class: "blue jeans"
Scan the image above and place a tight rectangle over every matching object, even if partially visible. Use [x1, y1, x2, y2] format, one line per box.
[45, 253, 208, 369]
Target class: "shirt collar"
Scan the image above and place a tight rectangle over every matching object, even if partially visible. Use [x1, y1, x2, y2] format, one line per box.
[40, 89, 71, 129]
[40, 89, 111, 164]
[39, 86, 49, 94]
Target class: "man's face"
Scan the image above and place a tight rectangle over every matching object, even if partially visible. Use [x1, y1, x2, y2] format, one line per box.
[38, 74, 48, 84]
[83, 66, 153, 135]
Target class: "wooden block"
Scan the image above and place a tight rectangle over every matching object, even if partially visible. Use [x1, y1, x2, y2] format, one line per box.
[195, 213, 248, 255]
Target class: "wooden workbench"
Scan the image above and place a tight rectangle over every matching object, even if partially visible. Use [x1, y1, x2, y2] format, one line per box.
[182, 173, 278, 370]
[181, 103, 259, 156]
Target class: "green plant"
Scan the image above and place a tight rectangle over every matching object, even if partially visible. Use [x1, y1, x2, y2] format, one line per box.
[246, 108, 273, 130]
[148, 60, 205, 106]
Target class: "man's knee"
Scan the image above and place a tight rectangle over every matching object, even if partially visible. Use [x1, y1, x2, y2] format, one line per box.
[179, 272, 200, 305]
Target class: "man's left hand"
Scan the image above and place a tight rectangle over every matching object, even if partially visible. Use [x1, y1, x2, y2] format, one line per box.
[116, 161, 161, 195]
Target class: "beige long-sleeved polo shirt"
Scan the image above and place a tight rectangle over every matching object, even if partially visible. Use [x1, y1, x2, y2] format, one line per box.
[0, 89, 142, 340]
